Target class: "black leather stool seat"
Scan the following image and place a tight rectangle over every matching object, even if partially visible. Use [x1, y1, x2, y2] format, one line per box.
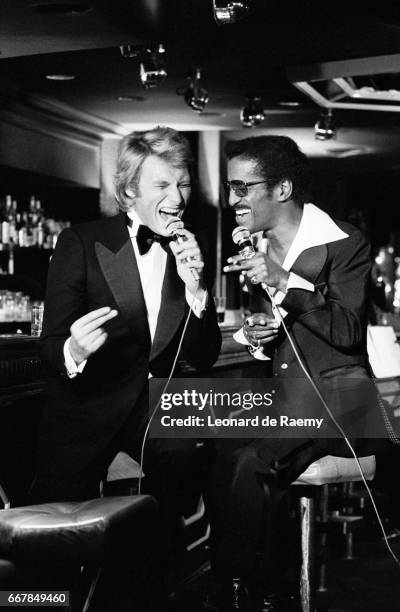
[0, 559, 15, 586]
[0, 495, 157, 566]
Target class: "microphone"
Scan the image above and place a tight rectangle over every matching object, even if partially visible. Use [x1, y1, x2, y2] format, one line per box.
[167, 217, 200, 281]
[232, 226, 256, 260]
[232, 226, 269, 292]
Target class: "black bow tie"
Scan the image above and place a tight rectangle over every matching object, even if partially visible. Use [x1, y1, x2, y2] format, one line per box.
[133, 222, 171, 255]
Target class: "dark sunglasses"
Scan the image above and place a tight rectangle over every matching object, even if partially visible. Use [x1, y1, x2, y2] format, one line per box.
[224, 179, 269, 197]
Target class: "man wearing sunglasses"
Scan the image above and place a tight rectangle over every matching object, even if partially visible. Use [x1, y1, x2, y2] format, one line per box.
[205, 135, 387, 611]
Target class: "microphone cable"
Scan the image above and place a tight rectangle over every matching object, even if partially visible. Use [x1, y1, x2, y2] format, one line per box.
[263, 285, 400, 569]
[232, 225, 399, 565]
[138, 285, 199, 495]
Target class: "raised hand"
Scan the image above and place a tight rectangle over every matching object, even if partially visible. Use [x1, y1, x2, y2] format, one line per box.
[224, 252, 289, 292]
[69, 306, 118, 365]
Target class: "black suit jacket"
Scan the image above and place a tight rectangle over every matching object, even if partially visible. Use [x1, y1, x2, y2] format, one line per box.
[250, 220, 386, 455]
[38, 213, 221, 476]
[274, 220, 370, 377]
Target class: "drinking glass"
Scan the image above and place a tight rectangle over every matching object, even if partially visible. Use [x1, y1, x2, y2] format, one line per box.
[214, 296, 226, 324]
[31, 302, 44, 337]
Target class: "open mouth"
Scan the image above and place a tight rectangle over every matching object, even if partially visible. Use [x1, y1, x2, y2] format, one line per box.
[235, 207, 251, 220]
[159, 207, 184, 223]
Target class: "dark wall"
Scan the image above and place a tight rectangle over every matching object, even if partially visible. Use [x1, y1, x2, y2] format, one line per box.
[310, 157, 400, 254]
[0, 165, 100, 300]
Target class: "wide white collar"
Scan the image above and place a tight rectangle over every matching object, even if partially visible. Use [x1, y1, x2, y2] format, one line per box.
[255, 203, 348, 272]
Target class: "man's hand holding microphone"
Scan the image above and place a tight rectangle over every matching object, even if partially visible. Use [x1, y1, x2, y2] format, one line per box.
[167, 218, 207, 302]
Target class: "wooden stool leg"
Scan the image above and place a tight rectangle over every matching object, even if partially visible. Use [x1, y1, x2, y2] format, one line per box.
[82, 567, 101, 612]
[300, 495, 315, 612]
[317, 484, 328, 593]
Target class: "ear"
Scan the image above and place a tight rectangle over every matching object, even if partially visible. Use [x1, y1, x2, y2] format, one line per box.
[125, 188, 135, 198]
[277, 179, 292, 202]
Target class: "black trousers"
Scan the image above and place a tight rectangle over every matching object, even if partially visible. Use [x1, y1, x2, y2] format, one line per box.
[205, 427, 391, 584]
[204, 436, 325, 582]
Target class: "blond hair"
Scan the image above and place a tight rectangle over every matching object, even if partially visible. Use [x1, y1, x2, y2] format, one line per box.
[114, 126, 193, 212]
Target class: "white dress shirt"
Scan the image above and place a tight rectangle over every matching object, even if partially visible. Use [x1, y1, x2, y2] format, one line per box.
[64, 209, 206, 377]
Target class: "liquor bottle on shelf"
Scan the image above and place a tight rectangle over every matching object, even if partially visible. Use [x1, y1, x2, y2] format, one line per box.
[0, 193, 70, 250]
[8, 243, 14, 275]
[1, 195, 12, 245]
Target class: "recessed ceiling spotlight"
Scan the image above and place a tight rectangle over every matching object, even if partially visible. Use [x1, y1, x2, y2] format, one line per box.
[31, 3, 93, 16]
[116, 95, 145, 102]
[45, 74, 76, 81]
[279, 101, 301, 107]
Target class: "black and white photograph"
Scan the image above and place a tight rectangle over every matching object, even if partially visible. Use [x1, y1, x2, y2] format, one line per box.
[1, 2, 400, 611]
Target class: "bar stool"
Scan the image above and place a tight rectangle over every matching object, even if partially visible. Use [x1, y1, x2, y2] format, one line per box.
[0, 478, 157, 611]
[293, 454, 376, 612]
[0, 558, 15, 587]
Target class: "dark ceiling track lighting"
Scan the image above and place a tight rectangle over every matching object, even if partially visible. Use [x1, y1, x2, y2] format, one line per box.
[213, 0, 252, 24]
[314, 108, 337, 140]
[240, 95, 265, 127]
[119, 44, 167, 89]
[176, 68, 209, 113]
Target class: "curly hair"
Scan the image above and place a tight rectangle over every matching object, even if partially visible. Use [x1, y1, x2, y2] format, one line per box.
[114, 126, 193, 212]
[225, 135, 311, 203]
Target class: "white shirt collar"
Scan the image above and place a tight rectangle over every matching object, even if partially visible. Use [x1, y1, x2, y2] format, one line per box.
[254, 203, 348, 271]
[126, 208, 142, 238]
[282, 203, 348, 271]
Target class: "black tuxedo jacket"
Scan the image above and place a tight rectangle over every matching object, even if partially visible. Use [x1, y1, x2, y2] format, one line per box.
[38, 213, 221, 476]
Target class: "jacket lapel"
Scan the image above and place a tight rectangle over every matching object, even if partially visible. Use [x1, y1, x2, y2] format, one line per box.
[94, 215, 149, 332]
[150, 251, 186, 361]
[290, 244, 328, 285]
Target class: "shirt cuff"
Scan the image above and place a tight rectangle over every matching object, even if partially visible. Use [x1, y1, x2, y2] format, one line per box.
[271, 273, 314, 311]
[287, 272, 314, 293]
[232, 327, 271, 361]
[185, 288, 208, 319]
[64, 337, 87, 378]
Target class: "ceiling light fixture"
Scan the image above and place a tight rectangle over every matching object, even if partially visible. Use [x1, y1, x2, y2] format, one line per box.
[287, 54, 400, 114]
[116, 95, 145, 102]
[176, 68, 209, 113]
[213, 0, 252, 24]
[140, 51, 167, 89]
[279, 101, 301, 107]
[45, 74, 76, 81]
[120, 44, 167, 89]
[119, 45, 143, 59]
[240, 95, 264, 127]
[314, 108, 337, 140]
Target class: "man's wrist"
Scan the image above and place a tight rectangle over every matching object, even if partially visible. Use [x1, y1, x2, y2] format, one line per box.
[277, 270, 290, 293]
[64, 337, 87, 377]
[187, 282, 207, 302]
[69, 340, 85, 366]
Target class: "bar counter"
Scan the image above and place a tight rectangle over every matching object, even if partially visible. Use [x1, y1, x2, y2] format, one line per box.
[0, 327, 268, 502]
[0, 334, 44, 402]
[0, 325, 268, 400]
